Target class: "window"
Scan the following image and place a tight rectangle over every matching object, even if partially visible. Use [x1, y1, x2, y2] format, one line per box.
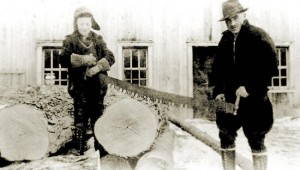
[271, 46, 289, 89]
[43, 47, 68, 85]
[122, 47, 148, 86]
[37, 41, 67, 85]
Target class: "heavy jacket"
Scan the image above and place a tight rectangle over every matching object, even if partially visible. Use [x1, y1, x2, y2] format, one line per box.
[59, 31, 115, 96]
[212, 20, 278, 103]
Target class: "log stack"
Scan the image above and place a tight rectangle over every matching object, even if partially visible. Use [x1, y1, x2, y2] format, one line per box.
[0, 85, 175, 169]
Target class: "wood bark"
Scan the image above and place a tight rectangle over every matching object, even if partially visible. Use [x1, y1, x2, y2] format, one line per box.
[94, 98, 158, 158]
[0, 104, 49, 161]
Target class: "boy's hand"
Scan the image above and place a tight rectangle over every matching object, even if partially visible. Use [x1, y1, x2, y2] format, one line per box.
[86, 64, 102, 77]
[71, 53, 96, 67]
[86, 58, 111, 77]
[83, 54, 97, 66]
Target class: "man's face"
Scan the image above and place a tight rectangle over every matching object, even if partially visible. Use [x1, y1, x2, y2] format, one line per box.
[225, 12, 246, 34]
[77, 17, 92, 37]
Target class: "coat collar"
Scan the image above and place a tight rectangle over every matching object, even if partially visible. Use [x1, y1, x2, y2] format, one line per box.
[71, 30, 99, 41]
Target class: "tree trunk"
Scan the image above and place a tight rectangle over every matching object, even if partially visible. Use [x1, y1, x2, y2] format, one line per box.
[0, 104, 49, 161]
[135, 125, 175, 170]
[0, 86, 74, 157]
[94, 98, 158, 158]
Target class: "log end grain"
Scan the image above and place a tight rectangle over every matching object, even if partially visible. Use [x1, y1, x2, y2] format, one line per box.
[95, 99, 158, 158]
[0, 104, 49, 161]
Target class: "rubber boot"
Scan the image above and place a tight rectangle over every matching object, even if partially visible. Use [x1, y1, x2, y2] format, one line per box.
[252, 152, 267, 170]
[74, 123, 86, 155]
[221, 148, 236, 170]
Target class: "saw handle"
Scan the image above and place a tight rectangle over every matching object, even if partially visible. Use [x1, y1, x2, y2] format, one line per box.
[233, 95, 240, 115]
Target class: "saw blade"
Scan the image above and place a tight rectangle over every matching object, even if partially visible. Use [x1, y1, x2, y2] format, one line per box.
[101, 74, 235, 114]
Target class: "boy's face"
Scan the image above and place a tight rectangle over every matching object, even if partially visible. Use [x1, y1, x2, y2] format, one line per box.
[225, 12, 246, 35]
[77, 17, 92, 37]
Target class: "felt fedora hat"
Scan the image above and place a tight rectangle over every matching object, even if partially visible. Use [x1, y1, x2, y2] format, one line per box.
[219, 0, 248, 21]
[74, 7, 100, 30]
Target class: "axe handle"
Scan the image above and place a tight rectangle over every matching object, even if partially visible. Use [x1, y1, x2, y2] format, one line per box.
[233, 95, 241, 115]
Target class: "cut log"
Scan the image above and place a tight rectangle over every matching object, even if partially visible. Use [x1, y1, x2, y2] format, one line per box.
[101, 155, 132, 170]
[0, 104, 49, 161]
[0, 86, 74, 156]
[135, 125, 175, 170]
[94, 98, 158, 157]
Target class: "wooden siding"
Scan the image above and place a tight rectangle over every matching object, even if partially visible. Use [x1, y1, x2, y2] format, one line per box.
[0, 0, 300, 99]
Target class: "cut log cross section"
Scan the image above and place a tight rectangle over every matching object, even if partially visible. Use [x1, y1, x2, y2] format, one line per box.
[94, 99, 158, 158]
[0, 104, 49, 161]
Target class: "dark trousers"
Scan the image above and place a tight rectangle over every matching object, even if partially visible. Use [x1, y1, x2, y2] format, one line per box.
[216, 95, 273, 153]
[69, 75, 108, 155]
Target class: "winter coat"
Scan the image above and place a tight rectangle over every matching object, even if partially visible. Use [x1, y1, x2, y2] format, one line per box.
[59, 31, 115, 97]
[211, 20, 278, 103]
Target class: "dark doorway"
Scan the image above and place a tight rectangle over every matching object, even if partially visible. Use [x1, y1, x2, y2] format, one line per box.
[193, 46, 217, 120]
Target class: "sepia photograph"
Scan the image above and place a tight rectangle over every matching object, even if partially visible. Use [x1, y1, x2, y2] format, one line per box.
[0, 0, 299, 169]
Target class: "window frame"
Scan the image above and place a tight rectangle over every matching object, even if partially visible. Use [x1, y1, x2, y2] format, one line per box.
[187, 42, 218, 97]
[117, 41, 153, 87]
[36, 41, 68, 86]
[269, 44, 290, 91]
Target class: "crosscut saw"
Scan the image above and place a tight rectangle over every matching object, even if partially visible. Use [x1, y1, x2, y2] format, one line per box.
[102, 74, 237, 114]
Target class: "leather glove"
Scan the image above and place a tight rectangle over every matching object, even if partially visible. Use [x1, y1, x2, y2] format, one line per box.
[236, 86, 249, 98]
[71, 53, 96, 67]
[215, 94, 225, 102]
[86, 58, 110, 77]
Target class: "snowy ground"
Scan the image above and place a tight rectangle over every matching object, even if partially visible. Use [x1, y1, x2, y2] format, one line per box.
[172, 117, 300, 170]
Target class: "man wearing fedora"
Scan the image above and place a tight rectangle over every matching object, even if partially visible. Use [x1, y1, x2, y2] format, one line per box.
[59, 7, 115, 156]
[211, 0, 278, 170]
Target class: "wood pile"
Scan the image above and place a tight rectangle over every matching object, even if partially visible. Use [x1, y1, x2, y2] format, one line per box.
[0, 85, 175, 169]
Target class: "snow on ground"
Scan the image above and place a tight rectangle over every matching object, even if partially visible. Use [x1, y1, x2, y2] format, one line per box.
[172, 117, 300, 170]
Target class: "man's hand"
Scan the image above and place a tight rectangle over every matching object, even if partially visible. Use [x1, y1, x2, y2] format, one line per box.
[215, 94, 226, 102]
[236, 86, 249, 98]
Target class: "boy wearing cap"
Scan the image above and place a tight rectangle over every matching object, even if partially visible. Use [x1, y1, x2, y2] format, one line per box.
[59, 7, 115, 156]
[211, 0, 278, 170]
